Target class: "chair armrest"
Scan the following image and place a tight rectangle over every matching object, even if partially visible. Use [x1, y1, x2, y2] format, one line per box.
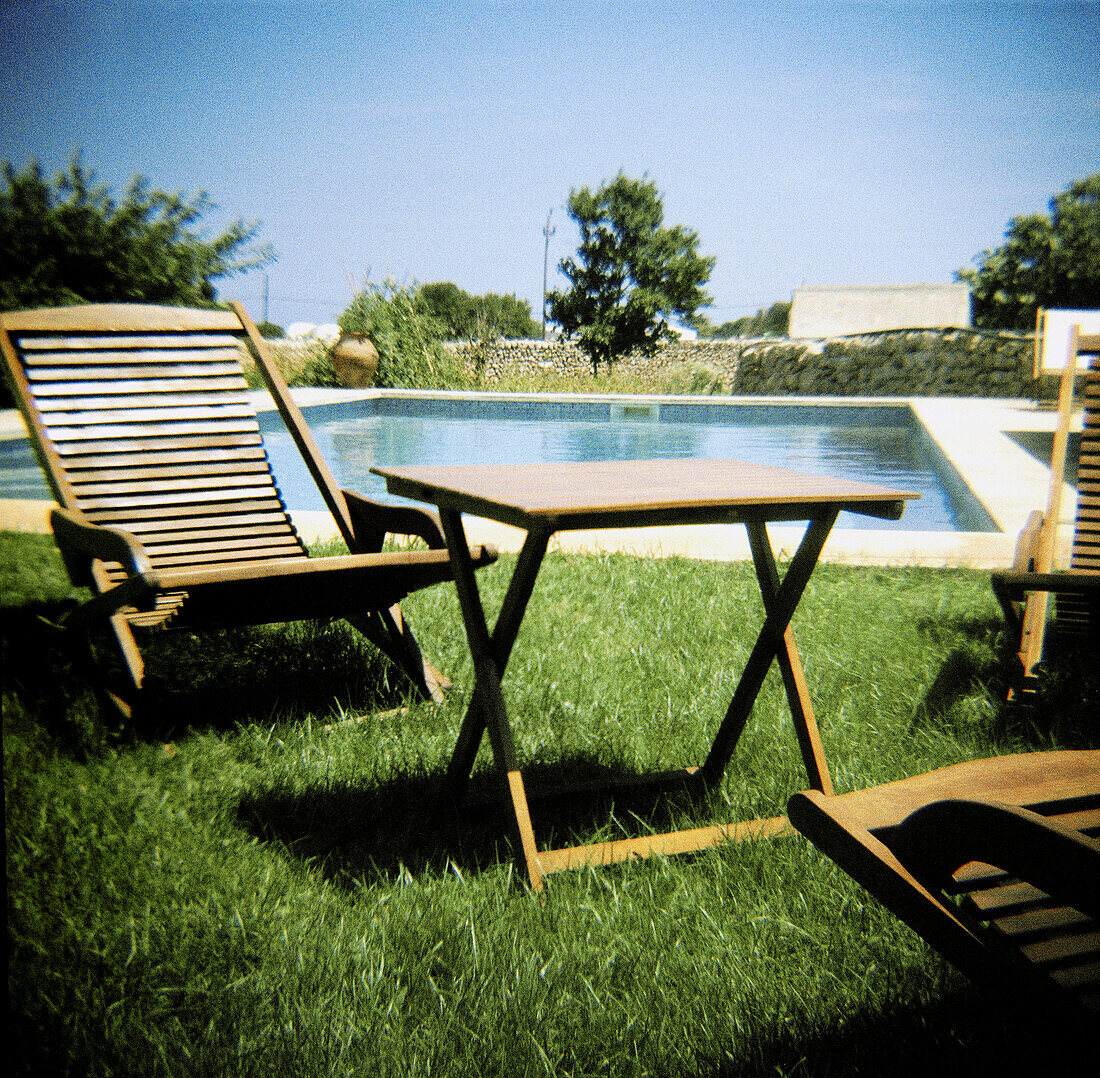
[341, 489, 447, 552]
[991, 568, 1100, 602]
[1013, 509, 1044, 572]
[50, 507, 154, 585]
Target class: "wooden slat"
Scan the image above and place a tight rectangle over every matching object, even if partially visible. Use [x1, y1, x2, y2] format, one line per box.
[4, 305, 346, 602]
[86, 508, 298, 531]
[46, 419, 262, 441]
[69, 473, 282, 497]
[63, 446, 268, 469]
[17, 333, 241, 350]
[983, 904, 1094, 939]
[52, 434, 266, 456]
[142, 545, 308, 569]
[39, 403, 258, 423]
[1017, 930, 1100, 967]
[68, 460, 274, 483]
[28, 377, 249, 396]
[23, 346, 245, 365]
[73, 486, 292, 511]
[143, 533, 307, 556]
[137, 524, 302, 545]
[23, 363, 245, 381]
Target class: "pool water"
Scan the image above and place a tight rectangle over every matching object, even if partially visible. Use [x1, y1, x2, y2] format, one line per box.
[266, 397, 994, 532]
[0, 396, 996, 533]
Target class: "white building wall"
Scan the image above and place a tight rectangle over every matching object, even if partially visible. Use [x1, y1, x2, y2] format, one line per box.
[789, 284, 971, 338]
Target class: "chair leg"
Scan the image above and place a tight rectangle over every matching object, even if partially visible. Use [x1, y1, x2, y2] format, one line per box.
[63, 613, 141, 721]
[348, 604, 449, 704]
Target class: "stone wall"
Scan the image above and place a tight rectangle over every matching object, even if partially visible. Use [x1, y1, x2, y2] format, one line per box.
[448, 328, 1036, 397]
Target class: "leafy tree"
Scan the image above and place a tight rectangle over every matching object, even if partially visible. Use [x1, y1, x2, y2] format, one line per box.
[0, 156, 274, 310]
[473, 292, 540, 340]
[416, 281, 472, 339]
[547, 174, 715, 373]
[418, 281, 539, 340]
[694, 301, 790, 339]
[956, 173, 1100, 329]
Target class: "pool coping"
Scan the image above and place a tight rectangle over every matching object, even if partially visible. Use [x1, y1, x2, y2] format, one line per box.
[0, 389, 1079, 570]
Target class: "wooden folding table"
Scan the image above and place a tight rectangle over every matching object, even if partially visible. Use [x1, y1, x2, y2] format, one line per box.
[373, 458, 917, 890]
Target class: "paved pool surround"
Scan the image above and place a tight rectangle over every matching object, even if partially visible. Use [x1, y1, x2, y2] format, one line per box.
[0, 391, 1078, 570]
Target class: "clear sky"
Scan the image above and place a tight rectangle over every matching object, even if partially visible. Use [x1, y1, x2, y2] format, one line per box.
[1, 0, 1097, 330]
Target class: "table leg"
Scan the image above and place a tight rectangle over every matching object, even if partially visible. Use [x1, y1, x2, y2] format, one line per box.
[701, 513, 837, 791]
[745, 520, 834, 796]
[438, 510, 551, 889]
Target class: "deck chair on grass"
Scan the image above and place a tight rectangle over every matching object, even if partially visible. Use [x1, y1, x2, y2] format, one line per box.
[0, 302, 496, 716]
[991, 326, 1100, 698]
[787, 750, 1100, 1028]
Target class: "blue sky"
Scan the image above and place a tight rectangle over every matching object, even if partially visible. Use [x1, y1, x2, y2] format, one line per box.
[2, 0, 1097, 329]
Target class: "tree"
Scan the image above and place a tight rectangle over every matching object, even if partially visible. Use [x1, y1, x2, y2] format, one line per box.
[956, 173, 1100, 330]
[693, 300, 790, 338]
[547, 174, 715, 373]
[417, 281, 539, 341]
[0, 156, 274, 310]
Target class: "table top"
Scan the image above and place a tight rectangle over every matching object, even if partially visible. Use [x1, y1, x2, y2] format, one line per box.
[372, 458, 918, 532]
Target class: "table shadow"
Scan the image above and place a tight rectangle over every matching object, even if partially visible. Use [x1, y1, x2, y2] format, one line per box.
[236, 754, 725, 888]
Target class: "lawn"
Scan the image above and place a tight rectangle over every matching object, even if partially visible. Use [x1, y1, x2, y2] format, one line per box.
[3, 528, 1096, 1077]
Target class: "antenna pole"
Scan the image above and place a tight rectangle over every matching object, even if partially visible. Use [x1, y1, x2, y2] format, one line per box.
[542, 209, 555, 339]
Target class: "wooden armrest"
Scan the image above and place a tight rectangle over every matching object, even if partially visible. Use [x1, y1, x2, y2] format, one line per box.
[50, 507, 154, 584]
[1013, 509, 1044, 572]
[341, 489, 448, 552]
[991, 569, 1100, 601]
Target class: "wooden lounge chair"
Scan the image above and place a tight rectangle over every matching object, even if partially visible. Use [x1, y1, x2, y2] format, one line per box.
[992, 326, 1100, 697]
[787, 751, 1100, 1027]
[0, 302, 496, 715]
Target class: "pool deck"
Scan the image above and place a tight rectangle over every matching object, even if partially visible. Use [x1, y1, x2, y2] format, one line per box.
[0, 391, 1078, 570]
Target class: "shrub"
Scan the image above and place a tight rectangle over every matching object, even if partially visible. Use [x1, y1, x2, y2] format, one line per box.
[338, 280, 472, 389]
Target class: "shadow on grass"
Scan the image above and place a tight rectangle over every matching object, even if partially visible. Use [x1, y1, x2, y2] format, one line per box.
[0, 598, 414, 750]
[237, 756, 719, 888]
[710, 984, 1097, 1078]
[909, 609, 1099, 749]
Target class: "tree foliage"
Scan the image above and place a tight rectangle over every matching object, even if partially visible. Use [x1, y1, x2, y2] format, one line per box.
[417, 281, 539, 341]
[547, 174, 714, 373]
[957, 173, 1100, 330]
[0, 157, 274, 311]
[692, 300, 790, 338]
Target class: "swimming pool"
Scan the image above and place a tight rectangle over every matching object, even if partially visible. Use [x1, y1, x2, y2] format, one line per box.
[0, 394, 997, 533]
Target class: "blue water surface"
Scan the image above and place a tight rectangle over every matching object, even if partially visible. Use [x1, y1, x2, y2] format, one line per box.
[264, 398, 995, 533]
[0, 397, 997, 533]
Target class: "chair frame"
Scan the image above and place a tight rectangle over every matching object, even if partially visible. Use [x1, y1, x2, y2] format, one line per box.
[992, 325, 1100, 696]
[0, 301, 494, 715]
[788, 750, 1100, 1024]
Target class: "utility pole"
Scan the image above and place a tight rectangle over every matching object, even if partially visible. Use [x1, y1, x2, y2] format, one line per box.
[542, 208, 555, 339]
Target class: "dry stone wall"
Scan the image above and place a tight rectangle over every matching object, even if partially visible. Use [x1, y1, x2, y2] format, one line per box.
[448, 329, 1035, 397]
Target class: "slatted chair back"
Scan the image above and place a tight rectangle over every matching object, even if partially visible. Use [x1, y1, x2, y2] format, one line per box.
[1054, 332, 1100, 636]
[0, 305, 322, 580]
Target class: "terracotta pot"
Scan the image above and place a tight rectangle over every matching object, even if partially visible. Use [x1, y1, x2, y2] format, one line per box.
[330, 333, 379, 388]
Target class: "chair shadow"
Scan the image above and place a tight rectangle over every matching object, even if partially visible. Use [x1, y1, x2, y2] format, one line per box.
[236, 755, 716, 889]
[908, 610, 1099, 748]
[908, 612, 1006, 714]
[0, 598, 117, 755]
[0, 596, 414, 747]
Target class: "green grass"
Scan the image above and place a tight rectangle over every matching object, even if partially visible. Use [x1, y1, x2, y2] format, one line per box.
[4, 529, 1097, 1077]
